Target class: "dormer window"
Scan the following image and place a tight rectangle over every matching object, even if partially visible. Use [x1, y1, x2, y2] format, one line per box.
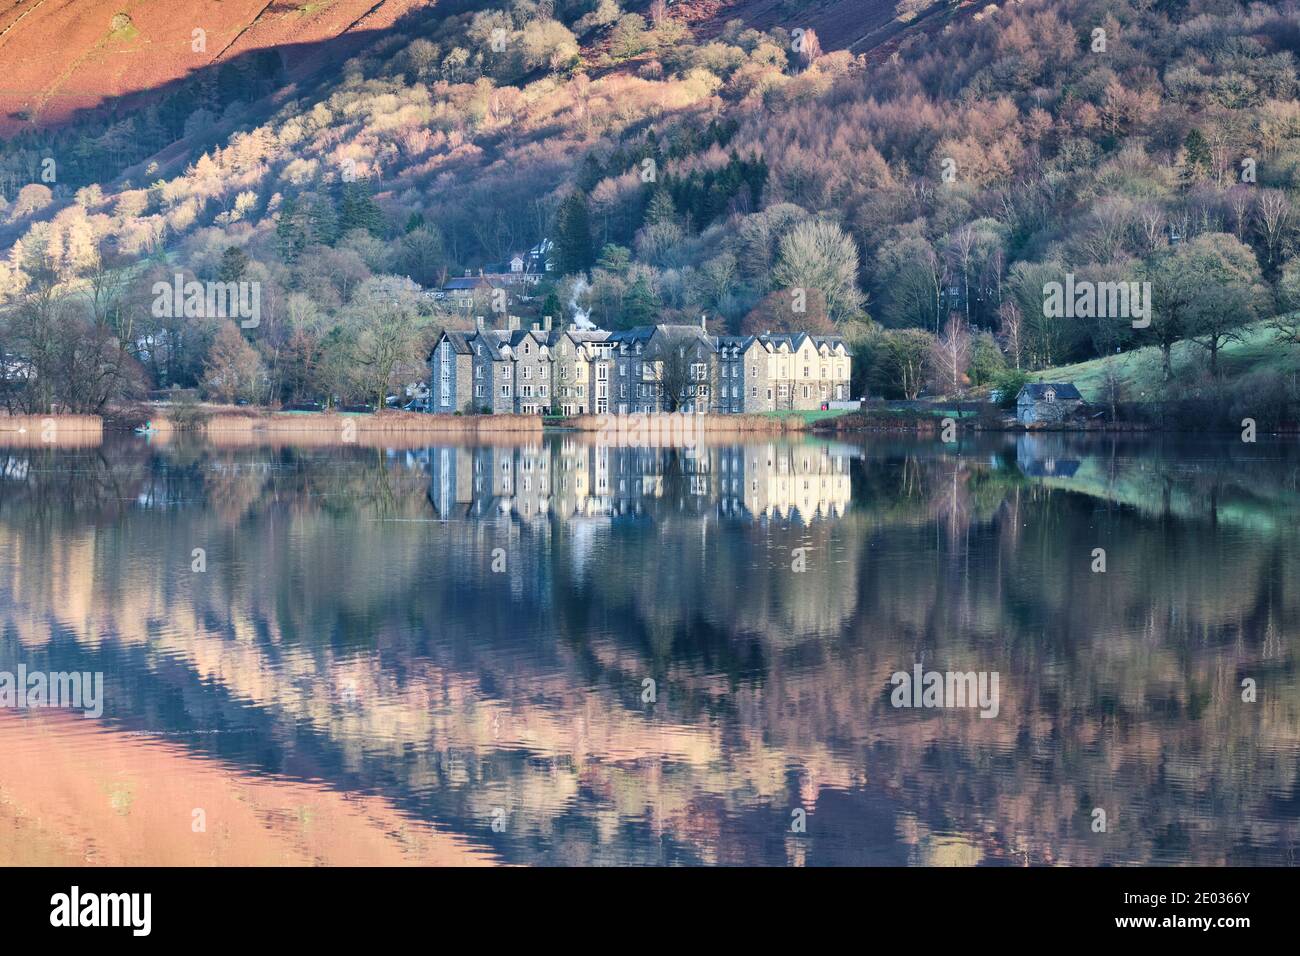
[1044, 388, 1056, 402]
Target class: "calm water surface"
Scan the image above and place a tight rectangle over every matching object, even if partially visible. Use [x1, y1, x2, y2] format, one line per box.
[1, 431, 1297, 866]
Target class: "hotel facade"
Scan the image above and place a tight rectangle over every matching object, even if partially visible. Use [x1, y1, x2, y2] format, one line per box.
[428, 319, 853, 416]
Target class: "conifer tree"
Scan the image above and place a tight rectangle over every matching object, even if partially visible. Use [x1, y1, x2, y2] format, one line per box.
[554, 193, 594, 275]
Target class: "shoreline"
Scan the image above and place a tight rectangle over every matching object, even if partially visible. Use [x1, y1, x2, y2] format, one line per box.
[6, 409, 1292, 445]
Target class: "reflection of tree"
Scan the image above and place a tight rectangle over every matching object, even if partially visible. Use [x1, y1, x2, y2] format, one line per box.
[1, 436, 1299, 865]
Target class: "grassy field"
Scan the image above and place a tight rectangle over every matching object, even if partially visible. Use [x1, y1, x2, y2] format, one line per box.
[760, 409, 857, 423]
[1029, 319, 1300, 401]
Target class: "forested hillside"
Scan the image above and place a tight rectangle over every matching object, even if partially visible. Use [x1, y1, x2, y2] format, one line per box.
[2, 0, 1299, 420]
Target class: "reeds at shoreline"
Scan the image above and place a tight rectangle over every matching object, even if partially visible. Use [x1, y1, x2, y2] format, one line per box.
[0, 414, 104, 446]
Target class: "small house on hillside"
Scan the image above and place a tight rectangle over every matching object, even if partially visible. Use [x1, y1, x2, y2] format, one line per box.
[1016, 382, 1083, 425]
[442, 273, 497, 304]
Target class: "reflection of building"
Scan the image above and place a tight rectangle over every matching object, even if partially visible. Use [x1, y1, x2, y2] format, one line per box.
[734, 443, 853, 520]
[1015, 434, 1081, 477]
[427, 440, 852, 523]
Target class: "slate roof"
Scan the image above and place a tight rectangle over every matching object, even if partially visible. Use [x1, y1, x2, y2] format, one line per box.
[734, 332, 849, 355]
[1018, 383, 1083, 401]
[430, 324, 847, 363]
[443, 276, 496, 291]
[427, 329, 477, 361]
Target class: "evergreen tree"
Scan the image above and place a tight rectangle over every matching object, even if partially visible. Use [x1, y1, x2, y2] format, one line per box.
[306, 193, 339, 246]
[622, 274, 660, 327]
[554, 192, 594, 275]
[645, 188, 677, 227]
[337, 180, 383, 237]
[596, 243, 631, 275]
[276, 196, 306, 262]
[542, 289, 565, 325]
[1183, 129, 1211, 181]
[745, 154, 768, 208]
[219, 246, 249, 282]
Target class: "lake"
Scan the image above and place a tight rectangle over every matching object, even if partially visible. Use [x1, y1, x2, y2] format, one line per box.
[0, 431, 1297, 866]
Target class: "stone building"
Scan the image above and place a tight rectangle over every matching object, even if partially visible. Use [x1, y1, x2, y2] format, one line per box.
[1016, 383, 1084, 425]
[428, 321, 853, 416]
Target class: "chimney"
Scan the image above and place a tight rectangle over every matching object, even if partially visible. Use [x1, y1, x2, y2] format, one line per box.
[475, 315, 484, 330]
[508, 315, 520, 332]
[700, 313, 707, 330]
[543, 314, 552, 332]
[464, 269, 471, 278]
[532, 321, 540, 332]
[478, 268, 484, 277]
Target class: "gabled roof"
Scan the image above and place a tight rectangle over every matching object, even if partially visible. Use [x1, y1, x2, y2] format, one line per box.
[1018, 383, 1083, 401]
[427, 329, 476, 361]
[757, 332, 803, 352]
[752, 332, 846, 354]
[564, 330, 613, 343]
[638, 324, 717, 356]
[714, 335, 757, 354]
[506, 329, 553, 352]
[473, 329, 514, 361]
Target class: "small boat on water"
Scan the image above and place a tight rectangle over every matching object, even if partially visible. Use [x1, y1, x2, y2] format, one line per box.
[135, 421, 157, 435]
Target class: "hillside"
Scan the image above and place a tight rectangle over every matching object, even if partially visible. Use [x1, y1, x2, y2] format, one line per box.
[1031, 320, 1300, 402]
[672, 0, 902, 50]
[0, 0, 904, 135]
[0, 0, 432, 132]
[2, 0, 1300, 420]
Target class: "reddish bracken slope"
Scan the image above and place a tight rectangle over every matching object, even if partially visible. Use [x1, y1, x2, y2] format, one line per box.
[667, 0, 901, 52]
[0, 0, 434, 132]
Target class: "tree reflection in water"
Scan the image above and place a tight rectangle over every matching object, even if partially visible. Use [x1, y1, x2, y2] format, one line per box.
[0, 433, 1297, 865]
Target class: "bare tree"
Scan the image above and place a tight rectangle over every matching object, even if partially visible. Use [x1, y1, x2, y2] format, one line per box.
[646, 331, 714, 413]
[797, 28, 822, 70]
[4, 256, 67, 413]
[1255, 189, 1292, 272]
[349, 277, 431, 410]
[773, 219, 863, 323]
[1100, 356, 1127, 422]
[947, 225, 977, 326]
[923, 243, 948, 334]
[1137, 204, 1166, 254]
[1079, 198, 1134, 264]
[928, 314, 972, 396]
[998, 300, 1023, 370]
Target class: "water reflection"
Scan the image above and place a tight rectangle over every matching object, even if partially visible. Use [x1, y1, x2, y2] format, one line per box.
[427, 440, 853, 522]
[0, 433, 1297, 865]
